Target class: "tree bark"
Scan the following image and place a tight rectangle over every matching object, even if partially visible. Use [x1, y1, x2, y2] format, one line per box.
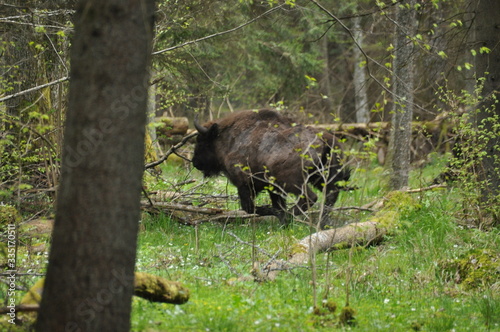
[474, 0, 500, 222]
[387, 0, 417, 190]
[35, 1, 155, 331]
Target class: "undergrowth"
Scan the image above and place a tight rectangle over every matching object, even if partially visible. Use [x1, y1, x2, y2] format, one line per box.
[130, 157, 500, 331]
[2, 154, 499, 331]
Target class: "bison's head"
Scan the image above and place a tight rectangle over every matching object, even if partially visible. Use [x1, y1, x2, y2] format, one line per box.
[192, 120, 223, 177]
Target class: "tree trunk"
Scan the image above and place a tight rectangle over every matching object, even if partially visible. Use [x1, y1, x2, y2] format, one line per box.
[319, 35, 334, 116]
[35, 1, 155, 331]
[474, 0, 500, 222]
[387, 0, 417, 190]
[352, 16, 370, 123]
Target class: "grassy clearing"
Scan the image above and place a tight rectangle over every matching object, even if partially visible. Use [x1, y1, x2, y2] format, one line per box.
[2, 153, 498, 331]
[132, 155, 500, 331]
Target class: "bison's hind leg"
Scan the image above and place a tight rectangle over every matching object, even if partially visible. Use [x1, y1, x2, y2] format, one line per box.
[238, 185, 292, 225]
[254, 192, 292, 226]
[291, 185, 318, 216]
[268, 191, 293, 226]
[309, 163, 350, 208]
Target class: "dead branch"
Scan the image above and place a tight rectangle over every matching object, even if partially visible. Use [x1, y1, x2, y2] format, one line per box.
[404, 184, 447, 193]
[144, 131, 197, 170]
[152, 5, 285, 55]
[190, 212, 264, 226]
[330, 206, 376, 212]
[0, 76, 69, 102]
[0, 304, 39, 314]
[141, 201, 224, 215]
[216, 243, 243, 278]
[226, 231, 277, 259]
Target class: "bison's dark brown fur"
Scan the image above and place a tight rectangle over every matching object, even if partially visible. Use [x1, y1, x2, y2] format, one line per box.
[192, 109, 349, 224]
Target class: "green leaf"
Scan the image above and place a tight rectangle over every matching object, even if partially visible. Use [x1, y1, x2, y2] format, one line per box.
[480, 47, 491, 54]
[438, 51, 447, 59]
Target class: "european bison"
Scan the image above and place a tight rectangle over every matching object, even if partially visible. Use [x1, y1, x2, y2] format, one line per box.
[192, 109, 349, 224]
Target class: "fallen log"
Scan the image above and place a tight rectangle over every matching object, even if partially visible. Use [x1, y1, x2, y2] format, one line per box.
[19, 272, 190, 305]
[259, 191, 422, 281]
[141, 199, 281, 226]
[261, 221, 387, 281]
[134, 272, 190, 304]
[312, 120, 448, 135]
[289, 221, 386, 265]
[156, 116, 190, 147]
[155, 116, 189, 136]
[1, 272, 190, 322]
[311, 119, 455, 164]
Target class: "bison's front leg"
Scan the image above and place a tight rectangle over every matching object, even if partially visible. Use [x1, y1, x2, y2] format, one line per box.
[237, 186, 274, 216]
[237, 186, 291, 225]
[237, 186, 257, 215]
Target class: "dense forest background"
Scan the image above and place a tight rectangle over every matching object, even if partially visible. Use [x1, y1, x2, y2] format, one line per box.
[1, 1, 500, 330]
[2, 0, 498, 217]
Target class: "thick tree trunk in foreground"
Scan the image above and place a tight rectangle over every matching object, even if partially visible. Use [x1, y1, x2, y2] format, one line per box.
[474, 0, 500, 222]
[387, 0, 417, 190]
[36, 1, 155, 331]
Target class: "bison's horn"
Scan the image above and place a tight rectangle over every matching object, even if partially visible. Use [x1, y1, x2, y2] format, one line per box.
[194, 115, 208, 134]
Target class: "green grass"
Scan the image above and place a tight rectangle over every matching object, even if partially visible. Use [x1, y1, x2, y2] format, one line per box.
[2, 154, 498, 331]
[132, 156, 500, 331]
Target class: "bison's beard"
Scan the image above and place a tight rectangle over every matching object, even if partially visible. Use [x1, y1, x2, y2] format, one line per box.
[192, 157, 223, 178]
[200, 168, 221, 177]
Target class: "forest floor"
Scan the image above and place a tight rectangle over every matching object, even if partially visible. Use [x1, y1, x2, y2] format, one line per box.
[2, 152, 499, 331]
[131, 153, 500, 331]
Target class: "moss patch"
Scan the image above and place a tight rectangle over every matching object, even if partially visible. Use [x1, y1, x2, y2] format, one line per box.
[0, 205, 21, 226]
[439, 249, 500, 290]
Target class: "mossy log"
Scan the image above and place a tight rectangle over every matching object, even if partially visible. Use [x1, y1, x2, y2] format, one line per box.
[288, 221, 386, 265]
[312, 119, 455, 163]
[155, 116, 189, 136]
[261, 221, 388, 281]
[0, 272, 189, 320]
[134, 272, 189, 304]
[312, 120, 449, 137]
[259, 191, 423, 281]
[0, 205, 21, 226]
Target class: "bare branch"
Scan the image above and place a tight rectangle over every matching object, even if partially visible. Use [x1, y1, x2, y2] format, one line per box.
[0, 304, 40, 314]
[144, 131, 197, 169]
[307, 0, 428, 114]
[152, 4, 285, 55]
[0, 76, 69, 102]
[404, 184, 447, 193]
[1, 4, 284, 105]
